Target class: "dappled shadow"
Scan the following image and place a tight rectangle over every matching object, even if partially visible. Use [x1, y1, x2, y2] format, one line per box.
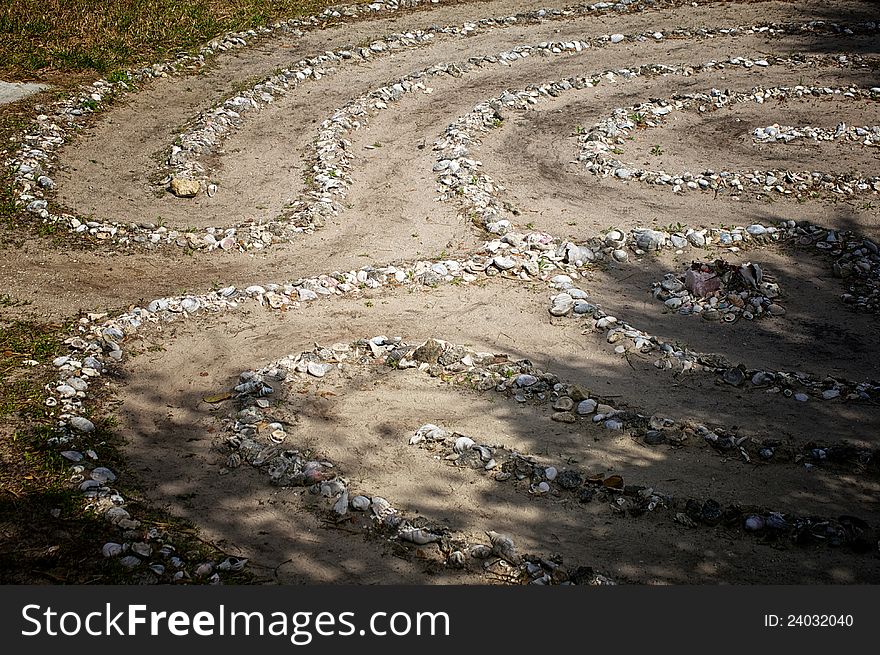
[109, 256, 880, 584]
[6, 0, 880, 586]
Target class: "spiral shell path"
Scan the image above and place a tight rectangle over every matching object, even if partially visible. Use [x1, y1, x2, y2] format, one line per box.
[4, 0, 880, 584]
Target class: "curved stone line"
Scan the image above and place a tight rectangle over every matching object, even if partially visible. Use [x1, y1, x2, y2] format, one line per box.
[406, 425, 877, 551]
[39, 218, 879, 581]
[165, 16, 844, 197]
[434, 53, 872, 236]
[168, 16, 880, 193]
[752, 121, 880, 146]
[7, 0, 672, 249]
[579, 83, 880, 195]
[217, 357, 614, 584]
[221, 338, 878, 553]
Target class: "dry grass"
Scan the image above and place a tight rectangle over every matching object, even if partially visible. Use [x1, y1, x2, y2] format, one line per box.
[0, 0, 372, 79]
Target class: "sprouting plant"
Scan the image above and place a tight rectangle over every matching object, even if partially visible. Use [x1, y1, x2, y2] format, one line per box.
[651, 144, 663, 156]
[628, 112, 646, 126]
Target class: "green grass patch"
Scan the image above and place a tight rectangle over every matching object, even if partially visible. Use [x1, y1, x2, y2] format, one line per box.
[0, 1, 373, 79]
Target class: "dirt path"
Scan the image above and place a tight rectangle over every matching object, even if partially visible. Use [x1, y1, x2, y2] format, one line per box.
[3, 0, 879, 584]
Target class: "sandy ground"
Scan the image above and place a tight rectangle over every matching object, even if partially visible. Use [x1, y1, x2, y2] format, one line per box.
[2, 0, 879, 583]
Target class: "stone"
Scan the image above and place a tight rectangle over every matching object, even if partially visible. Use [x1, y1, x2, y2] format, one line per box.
[644, 430, 667, 445]
[687, 232, 706, 247]
[91, 467, 116, 484]
[307, 362, 333, 377]
[69, 416, 95, 433]
[412, 338, 444, 364]
[635, 229, 665, 251]
[552, 411, 576, 423]
[568, 385, 591, 402]
[556, 470, 583, 490]
[170, 177, 200, 197]
[685, 269, 721, 296]
[553, 396, 575, 411]
[576, 399, 598, 415]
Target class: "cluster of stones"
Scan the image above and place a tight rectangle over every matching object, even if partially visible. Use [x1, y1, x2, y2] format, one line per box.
[408, 424, 877, 551]
[6, 0, 667, 251]
[170, 16, 733, 248]
[434, 23, 879, 233]
[166, 8, 724, 200]
[215, 346, 614, 585]
[579, 82, 880, 196]
[753, 122, 880, 146]
[42, 267, 878, 579]
[545, 242, 880, 404]
[44, 337, 239, 582]
[212, 335, 877, 555]
[651, 260, 784, 322]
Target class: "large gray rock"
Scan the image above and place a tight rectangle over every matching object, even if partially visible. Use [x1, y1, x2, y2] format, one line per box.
[635, 229, 665, 251]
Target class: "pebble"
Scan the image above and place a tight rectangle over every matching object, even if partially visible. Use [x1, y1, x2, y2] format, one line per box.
[307, 362, 333, 377]
[102, 542, 123, 558]
[69, 416, 95, 433]
[576, 399, 598, 415]
[91, 467, 117, 484]
[553, 396, 575, 411]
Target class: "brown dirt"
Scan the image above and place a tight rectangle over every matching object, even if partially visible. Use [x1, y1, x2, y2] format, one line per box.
[3, 0, 880, 584]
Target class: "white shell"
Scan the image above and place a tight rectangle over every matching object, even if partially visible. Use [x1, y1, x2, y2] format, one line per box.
[453, 436, 475, 453]
[350, 495, 371, 511]
[102, 542, 123, 558]
[370, 496, 392, 516]
[400, 528, 441, 545]
[486, 530, 520, 564]
[544, 466, 558, 481]
[469, 544, 493, 559]
[195, 562, 214, 577]
[218, 556, 248, 572]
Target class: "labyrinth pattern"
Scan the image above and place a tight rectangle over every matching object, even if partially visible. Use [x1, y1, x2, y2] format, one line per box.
[10, 0, 880, 584]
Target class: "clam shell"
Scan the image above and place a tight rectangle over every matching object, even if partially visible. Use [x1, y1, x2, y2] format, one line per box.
[453, 436, 476, 453]
[350, 495, 371, 511]
[400, 528, 441, 545]
[486, 530, 520, 564]
[218, 556, 248, 572]
[102, 542, 123, 558]
[469, 544, 493, 559]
